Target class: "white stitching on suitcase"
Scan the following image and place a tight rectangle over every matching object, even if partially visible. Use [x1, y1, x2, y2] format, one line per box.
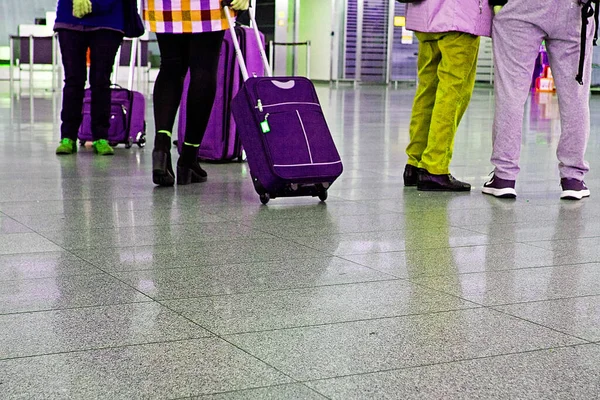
[260, 102, 320, 108]
[273, 161, 342, 167]
[296, 110, 313, 164]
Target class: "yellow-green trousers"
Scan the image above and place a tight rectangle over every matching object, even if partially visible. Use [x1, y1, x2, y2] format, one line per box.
[406, 32, 480, 175]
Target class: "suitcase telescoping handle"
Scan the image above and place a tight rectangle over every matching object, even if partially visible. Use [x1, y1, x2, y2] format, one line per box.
[223, 3, 273, 81]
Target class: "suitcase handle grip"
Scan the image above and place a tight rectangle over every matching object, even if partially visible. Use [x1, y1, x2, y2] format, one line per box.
[223, 5, 273, 81]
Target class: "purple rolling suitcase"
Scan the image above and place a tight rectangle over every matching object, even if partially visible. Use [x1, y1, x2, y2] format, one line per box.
[78, 39, 147, 148]
[177, 27, 265, 161]
[226, 8, 343, 204]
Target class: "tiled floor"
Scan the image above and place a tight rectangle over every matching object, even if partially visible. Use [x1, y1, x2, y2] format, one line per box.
[2, 79, 600, 399]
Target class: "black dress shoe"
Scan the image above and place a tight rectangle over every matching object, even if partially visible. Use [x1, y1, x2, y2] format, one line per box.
[403, 164, 420, 187]
[417, 170, 471, 192]
[177, 158, 208, 185]
[152, 150, 175, 187]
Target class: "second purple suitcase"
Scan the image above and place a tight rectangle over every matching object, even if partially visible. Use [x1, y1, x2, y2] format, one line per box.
[78, 87, 146, 148]
[177, 26, 265, 161]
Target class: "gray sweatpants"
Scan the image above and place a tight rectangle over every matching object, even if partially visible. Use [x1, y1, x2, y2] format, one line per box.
[492, 0, 593, 181]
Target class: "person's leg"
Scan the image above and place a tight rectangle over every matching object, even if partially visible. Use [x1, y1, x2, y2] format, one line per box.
[88, 29, 123, 155]
[489, 4, 545, 182]
[56, 30, 89, 154]
[177, 30, 225, 185]
[152, 33, 190, 186]
[406, 32, 441, 168]
[418, 32, 480, 176]
[545, 1, 592, 198]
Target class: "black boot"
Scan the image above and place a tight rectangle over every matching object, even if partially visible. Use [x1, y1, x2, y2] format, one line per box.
[152, 150, 175, 187]
[177, 144, 208, 185]
[417, 169, 471, 192]
[152, 132, 174, 187]
[403, 164, 420, 187]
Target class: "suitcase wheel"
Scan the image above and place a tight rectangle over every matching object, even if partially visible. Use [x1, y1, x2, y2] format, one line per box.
[124, 138, 134, 149]
[259, 193, 270, 205]
[318, 190, 328, 202]
[137, 133, 146, 148]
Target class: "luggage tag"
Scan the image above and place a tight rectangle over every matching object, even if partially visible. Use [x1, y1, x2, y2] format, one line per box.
[261, 114, 270, 134]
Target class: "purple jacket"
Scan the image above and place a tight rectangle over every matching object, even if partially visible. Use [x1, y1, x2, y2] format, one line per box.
[406, 0, 493, 37]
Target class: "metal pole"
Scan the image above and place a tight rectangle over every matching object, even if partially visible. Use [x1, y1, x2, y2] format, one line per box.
[385, 0, 395, 85]
[293, 0, 300, 76]
[306, 40, 311, 79]
[114, 45, 122, 83]
[128, 39, 137, 90]
[52, 33, 58, 91]
[137, 39, 142, 90]
[269, 40, 274, 75]
[9, 36, 14, 86]
[355, 0, 364, 84]
[29, 35, 34, 90]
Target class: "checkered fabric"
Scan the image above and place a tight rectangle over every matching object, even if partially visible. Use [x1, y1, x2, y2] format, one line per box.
[143, 0, 234, 33]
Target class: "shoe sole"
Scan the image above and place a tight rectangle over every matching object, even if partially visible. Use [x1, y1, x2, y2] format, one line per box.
[177, 166, 208, 185]
[417, 183, 471, 192]
[482, 187, 517, 199]
[153, 170, 175, 187]
[404, 182, 417, 187]
[561, 189, 590, 200]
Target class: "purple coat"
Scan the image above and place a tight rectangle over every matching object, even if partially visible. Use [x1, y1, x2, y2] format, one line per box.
[406, 0, 493, 37]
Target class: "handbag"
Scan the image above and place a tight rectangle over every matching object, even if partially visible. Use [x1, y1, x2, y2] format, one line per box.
[122, 0, 145, 38]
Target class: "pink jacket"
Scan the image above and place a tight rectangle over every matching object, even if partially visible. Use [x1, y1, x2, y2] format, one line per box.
[406, 0, 493, 37]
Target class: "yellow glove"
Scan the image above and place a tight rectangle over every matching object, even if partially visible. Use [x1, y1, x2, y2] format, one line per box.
[230, 0, 249, 11]
[493, 5, 503, 14]
[73, 0, 92, 19]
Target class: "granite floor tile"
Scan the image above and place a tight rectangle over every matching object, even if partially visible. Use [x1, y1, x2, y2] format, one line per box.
[0, 273, 150, 314]
[0, 215, 32, 234]
[0, 232, 63, 255]
[0, 302, 211, 359]
[12, 208, 225, 232]
[211, 201, 384, 223]
[0, 252, 100, 281]
[466, 219, 600, 242]
[247, 213, 408, 237]
[194, 384, 327, 399]
[306, 344, 600, 399]
[495, 296, 600, 341]
[226, 308, 582, 381]
[410, 263, 600, 306]
[71, 239, 327, 272]
[40, 222, 271, 250]
[291, 227, 504, 256]
[164, 280, 477, 334]
[343, 243, 557, 278]
[0, 338, 291, 399]
[113, 257, 393, 299]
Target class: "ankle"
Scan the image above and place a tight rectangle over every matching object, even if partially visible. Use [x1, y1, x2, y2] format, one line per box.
[154, 131, 172, 152]
[180, 142, 200, 165]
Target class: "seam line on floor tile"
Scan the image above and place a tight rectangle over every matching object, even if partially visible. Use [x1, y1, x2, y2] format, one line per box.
[62, 249, 306, 390]
[0, 299, 155, 317]
[0, 337, 215, 362]
[403, 280, 597, 345]
[169, 382, 331, 400]
[298, 342, 597, 384]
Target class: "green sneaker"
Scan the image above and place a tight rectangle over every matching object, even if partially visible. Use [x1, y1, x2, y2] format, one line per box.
[92, 139, 115, 156]
[55, 138, 77, 155]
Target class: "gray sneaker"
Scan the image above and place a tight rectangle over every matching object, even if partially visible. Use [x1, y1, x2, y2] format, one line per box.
[482, 174, 517, 198]
[560, 178, 590, 200]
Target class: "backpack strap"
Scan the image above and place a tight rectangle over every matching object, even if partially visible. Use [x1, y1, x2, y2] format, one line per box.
[576, 0, 596, 85]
